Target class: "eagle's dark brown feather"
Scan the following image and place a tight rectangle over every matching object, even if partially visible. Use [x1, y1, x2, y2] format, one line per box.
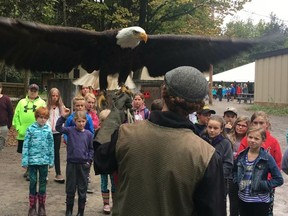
[0, 16, 257, 90]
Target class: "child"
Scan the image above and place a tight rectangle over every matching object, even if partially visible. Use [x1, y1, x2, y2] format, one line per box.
[227, 116, 250, 216]
[223, 107, 238, 133]
[22, 107, 54, 216]
[201, 115, 233, 214]
[234, 127, 283, 216]
[195, 105, 216, 135]
[132, 93, 150, 121]
[237, 111, 282, 215]
[65, 96, 94, 137]
[84, 93, 100, 193]
[13, 83, 46, 180]
[98, 109, 116, 214]
[47, 87, 66, 183]
[56, 109, 94, 216]
[85, 93, 100, 131]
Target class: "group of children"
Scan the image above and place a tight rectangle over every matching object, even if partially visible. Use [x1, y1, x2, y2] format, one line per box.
[9, 81, 287, 216]
[192, 105, 285, 216]
[15, 86, 154, 216]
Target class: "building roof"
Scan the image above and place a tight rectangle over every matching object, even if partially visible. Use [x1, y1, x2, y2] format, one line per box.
[253, 48, 288, 60]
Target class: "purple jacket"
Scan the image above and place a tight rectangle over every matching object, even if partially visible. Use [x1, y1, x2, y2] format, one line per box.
[56, 116, 94, 164]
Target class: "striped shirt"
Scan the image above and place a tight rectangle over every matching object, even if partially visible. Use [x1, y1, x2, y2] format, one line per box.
[238, 155, 270, 203]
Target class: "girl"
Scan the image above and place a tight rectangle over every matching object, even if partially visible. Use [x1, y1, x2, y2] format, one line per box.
[234, 127, 283, 216]
[22, 107, 54, 216]
[132, 93, 150, 121]
[56, 109, 94, 216]
[85, 93, 100, 131]
[47, 88, 66, 183]
[201, 115, 233, 214]
[237, 111, 282, 215]
[227, 116, 250, 216]
[78, 85, 93, 97]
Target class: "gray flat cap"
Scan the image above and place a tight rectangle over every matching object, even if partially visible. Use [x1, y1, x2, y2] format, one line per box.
[164, 66, 208, 102]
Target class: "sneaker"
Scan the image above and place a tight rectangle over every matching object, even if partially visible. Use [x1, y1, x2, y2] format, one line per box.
[26, 175, 30, 181]
[87, 183, 94, 194]
[54, 175, 65, 184]
[103, 204, 111, 214]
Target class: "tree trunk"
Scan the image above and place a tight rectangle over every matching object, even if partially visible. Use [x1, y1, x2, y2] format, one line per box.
[139, 0, 148, 28]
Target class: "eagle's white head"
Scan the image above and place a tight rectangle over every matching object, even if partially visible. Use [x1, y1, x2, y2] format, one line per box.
[116, 26, 148, 49]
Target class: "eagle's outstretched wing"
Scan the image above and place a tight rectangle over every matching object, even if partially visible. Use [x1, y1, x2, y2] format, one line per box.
[0, 16, 257, 89]
[134, 35, 256, 76]
[0, 16, 116, 73]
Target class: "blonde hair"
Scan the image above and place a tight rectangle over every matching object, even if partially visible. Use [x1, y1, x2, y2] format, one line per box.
[99, 109, 111, 123]
[207, 115, 227, 138]
[247, 126, 266, 142]
[47, 88, 65, 114]
[251, 111, 271, 130]
[73, 110, 87, 120]
[73, 96, 85, 105]
[228, 116, 250, 144]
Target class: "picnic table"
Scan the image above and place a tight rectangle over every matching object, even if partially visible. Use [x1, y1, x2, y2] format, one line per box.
[237, 93, 254, 104]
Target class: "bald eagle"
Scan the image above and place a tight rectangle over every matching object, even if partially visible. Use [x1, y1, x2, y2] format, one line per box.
[0, 16, 256, 90]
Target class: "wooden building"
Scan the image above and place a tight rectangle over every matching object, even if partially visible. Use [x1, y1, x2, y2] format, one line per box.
[254, 48, 288, 106]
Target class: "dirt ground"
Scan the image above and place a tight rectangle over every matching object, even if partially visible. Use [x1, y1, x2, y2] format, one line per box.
[0, 100, 287, 216]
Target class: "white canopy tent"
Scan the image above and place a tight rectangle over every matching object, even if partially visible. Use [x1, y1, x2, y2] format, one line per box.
[209, 62, 255, 82]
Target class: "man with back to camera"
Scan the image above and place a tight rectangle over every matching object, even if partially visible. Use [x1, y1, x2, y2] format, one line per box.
[94, 66, 226, 216]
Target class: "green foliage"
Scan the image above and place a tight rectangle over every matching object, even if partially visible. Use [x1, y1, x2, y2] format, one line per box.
[247, 104, 288, 116]
[216, 13, 288, 73]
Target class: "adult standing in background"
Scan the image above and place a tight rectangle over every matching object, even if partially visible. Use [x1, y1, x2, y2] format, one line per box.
[47, 87, 66, 183]
[217, 85, 223, 102]
[0, 82, 14, 151]
[12, 84, 46, 180]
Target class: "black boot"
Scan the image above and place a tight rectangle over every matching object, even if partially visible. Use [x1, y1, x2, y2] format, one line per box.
[76, 198, 85, 216]
[65, 195, 74, 216]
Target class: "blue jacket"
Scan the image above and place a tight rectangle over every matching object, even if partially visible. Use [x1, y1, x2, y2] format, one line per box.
[22, 122, 54, 167]
[233, 147, 283, 196]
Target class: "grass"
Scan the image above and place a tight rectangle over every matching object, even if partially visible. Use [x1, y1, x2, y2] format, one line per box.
[246, 104, 288, 116]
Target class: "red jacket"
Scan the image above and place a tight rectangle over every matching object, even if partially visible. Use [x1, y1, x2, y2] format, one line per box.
[237, 130, 282, 169]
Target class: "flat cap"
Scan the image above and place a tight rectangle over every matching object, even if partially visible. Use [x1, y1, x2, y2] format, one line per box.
[164, 66, 208, 102]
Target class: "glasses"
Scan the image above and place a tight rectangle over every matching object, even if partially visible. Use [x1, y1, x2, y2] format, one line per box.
[236, 124, 247, 128]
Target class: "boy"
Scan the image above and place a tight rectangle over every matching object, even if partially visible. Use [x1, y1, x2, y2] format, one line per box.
[22, 107, 54, 216]
[56, 109, 94, 216]
[65, 96, 94, 193]
[223, 107, 237, 133]
[194, 105, 216, 135]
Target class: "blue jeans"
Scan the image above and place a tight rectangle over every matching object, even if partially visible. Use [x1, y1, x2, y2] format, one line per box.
[29, 165, 48, 195]
[101, 174, 116, 193]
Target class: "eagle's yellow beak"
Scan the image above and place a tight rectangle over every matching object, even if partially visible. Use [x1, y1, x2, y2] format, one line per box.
[139, 32, 148, 43]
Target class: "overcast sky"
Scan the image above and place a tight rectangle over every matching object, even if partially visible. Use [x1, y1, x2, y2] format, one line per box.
[225, 0, 288, 24]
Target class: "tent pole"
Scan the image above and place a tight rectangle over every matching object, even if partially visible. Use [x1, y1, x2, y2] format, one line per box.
[208, 64, 213, 105]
